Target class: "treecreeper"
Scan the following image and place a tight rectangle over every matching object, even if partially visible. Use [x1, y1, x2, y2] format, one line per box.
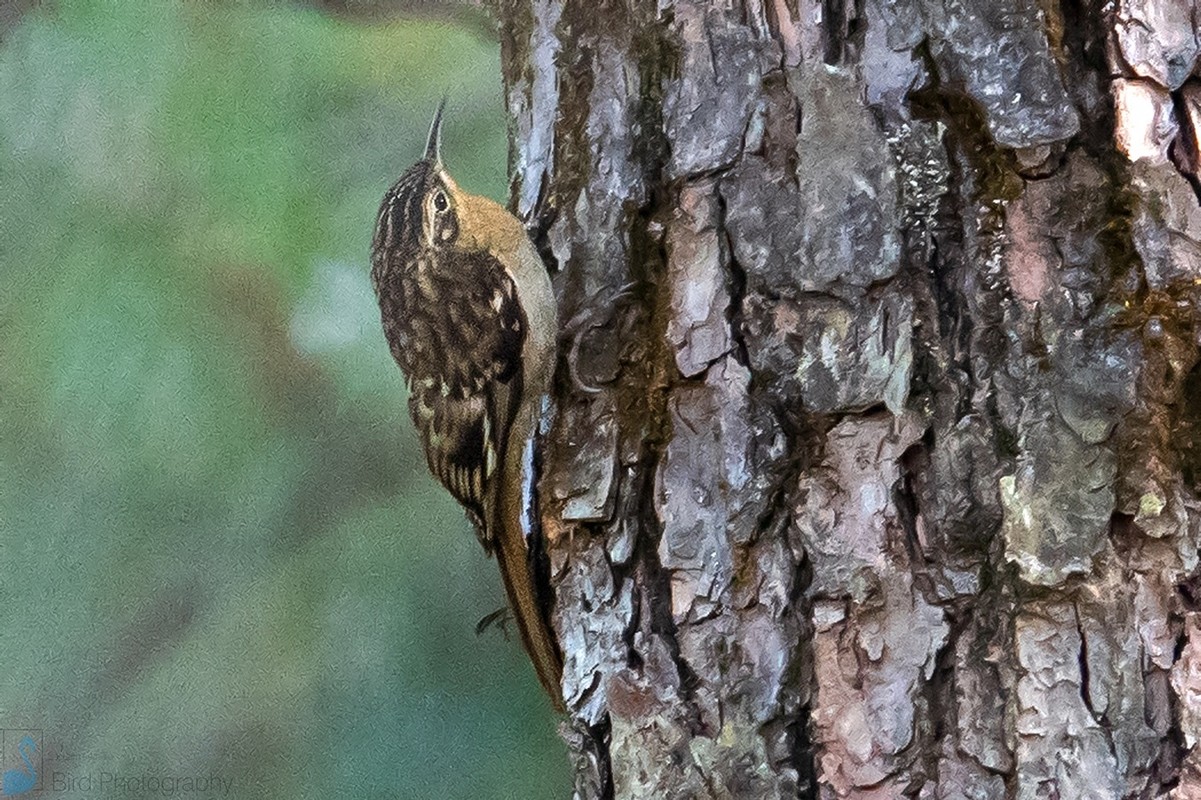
[368, 102, 564, 711]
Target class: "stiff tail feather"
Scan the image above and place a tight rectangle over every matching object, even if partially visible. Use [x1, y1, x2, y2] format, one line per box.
[489, 410, 564, 712]
[493, 524, 564, 712]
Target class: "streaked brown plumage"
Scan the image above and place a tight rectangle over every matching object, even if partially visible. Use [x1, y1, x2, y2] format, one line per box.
[369, 102, 563, 710]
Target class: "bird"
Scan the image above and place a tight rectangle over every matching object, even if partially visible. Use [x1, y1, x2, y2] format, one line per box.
[369, 101, 563, 711]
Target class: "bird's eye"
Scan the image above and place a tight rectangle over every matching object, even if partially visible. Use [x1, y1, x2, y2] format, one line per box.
[433, 191, 448, 212]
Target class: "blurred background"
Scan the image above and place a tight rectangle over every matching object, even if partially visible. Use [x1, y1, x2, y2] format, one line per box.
[0, 1, 567, 797]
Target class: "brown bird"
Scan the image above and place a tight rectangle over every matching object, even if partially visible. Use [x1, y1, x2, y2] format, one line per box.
[369, 102, 563, 711]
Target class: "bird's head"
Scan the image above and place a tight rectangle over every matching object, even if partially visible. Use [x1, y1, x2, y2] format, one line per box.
[372, 99, 465, 258]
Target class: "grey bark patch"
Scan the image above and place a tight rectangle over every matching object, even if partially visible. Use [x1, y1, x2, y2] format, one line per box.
[554, 539, 635, 725]
[793, 66, 903, 293]
[546, 397, 618, 522]
[913, 412, 1004, 570]
[655, 359, 780, 620]
[866, 0, 925, 51]
[955, 612, 1014, 775]
[1130, 160, 1201, 290]
[508, 0, 563, 219]
[661, 4, 761, 179]
[1000, 415, 1117, 586]
[1052, 333, 1140, 446]
[1077, 573, 1161, 776]
[722, 68, 902, 300]
[810, 563, 948, 793]
[1112, 0, 1200, 90]
[664, 181, 731, 377]
[861, 0, 927, 113]
[741, 292, 913, 414]
[792, 412, 926, 602]
[1013, 603, 1122, 799]
[924, 0, 1080, 147]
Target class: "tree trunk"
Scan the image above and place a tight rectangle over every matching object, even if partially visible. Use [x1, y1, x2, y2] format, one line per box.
[490, 0, 1201, 797]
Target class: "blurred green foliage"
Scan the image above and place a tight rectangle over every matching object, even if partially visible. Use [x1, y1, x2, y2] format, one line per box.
[0, 2, 567, 797]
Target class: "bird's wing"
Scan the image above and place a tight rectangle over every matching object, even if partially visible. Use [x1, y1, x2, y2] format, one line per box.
[402, 249, 527, 548]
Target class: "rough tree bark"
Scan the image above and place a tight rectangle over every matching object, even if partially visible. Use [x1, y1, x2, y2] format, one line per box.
[489, 1, 1201, 797]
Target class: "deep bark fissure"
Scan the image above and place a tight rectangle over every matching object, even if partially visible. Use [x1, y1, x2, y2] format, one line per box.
[1169, 91, 1201, 204]
[820, 0, 847, 65]
[720, 197, 754, 373]
[1076, 610, 1098, 723]
[1181, 363, 1201, 490]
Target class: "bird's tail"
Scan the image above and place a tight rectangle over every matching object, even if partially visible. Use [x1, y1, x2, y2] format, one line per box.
[489, 410, 564, 713]
[492, 521, 565, 712]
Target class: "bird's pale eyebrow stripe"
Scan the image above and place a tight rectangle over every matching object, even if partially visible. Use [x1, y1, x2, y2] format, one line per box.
[402, 181, 424, 240]
[372, 198, 388, 248]
[381, 196, 396, 249]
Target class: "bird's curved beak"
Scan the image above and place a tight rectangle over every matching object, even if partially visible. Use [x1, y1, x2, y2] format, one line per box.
[425, 98, 446, 167]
